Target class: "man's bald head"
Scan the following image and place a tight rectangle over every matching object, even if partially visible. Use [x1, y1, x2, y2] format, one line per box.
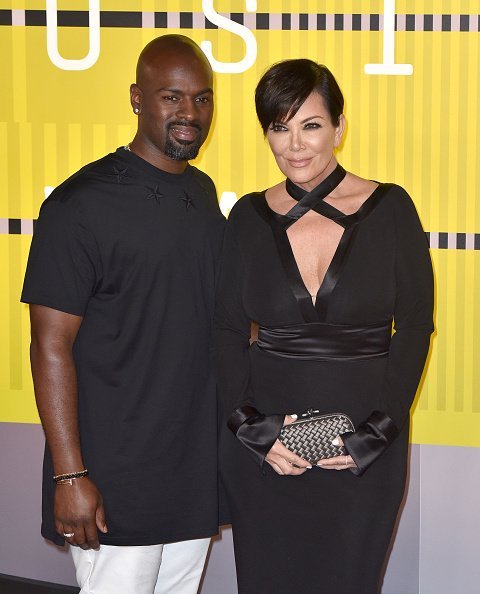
[136, 35, 212, 89]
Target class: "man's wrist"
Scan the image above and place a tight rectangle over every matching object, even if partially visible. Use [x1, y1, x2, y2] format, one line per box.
[53, 468, 89, 483]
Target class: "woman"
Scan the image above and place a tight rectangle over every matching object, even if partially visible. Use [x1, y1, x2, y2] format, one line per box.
[214, 59, 434, 593]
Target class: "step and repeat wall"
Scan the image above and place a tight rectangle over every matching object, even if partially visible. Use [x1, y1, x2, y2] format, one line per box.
[1, 1, 479, 590]
[2, 0, 479, 445]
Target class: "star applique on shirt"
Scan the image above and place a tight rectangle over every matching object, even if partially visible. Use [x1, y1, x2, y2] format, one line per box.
[113, 166, 129, 183]
[145, 186, 194, 210]
[146, 185, 165, 205]
[181, 192, 195, 211]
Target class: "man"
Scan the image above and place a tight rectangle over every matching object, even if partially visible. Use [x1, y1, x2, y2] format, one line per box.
[21, 35, 225, 594]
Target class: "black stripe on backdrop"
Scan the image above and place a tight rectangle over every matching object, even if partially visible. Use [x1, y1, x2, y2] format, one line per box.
[1, 11, 479, 32]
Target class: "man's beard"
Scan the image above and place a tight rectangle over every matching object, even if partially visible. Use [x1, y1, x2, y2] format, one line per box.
[164, 122, 203, 161]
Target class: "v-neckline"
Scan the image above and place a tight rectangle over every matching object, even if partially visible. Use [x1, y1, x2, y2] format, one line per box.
[253, 177, 391, 322]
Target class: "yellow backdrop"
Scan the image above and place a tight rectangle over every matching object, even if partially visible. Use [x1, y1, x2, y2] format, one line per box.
[1, 0, 479, 447]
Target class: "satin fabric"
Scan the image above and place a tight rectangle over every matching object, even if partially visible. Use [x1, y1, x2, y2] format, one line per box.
[257, 320, 392, 361]
[342, 410, 399, 475]
[228, 406, 284, 466]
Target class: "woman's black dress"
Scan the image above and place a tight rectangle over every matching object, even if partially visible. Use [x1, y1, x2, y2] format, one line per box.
[214, 169, 434, 594]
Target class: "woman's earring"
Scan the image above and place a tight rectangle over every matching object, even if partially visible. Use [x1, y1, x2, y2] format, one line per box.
[134, 107, 140, 114]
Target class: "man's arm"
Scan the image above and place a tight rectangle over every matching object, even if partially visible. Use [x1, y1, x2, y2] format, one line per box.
[30, 304, 107, 549]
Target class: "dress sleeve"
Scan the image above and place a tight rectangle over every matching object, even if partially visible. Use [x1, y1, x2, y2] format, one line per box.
[21, 197, 100, 316]
[213, 208, 284, 466]
[343, 187, 434, 475]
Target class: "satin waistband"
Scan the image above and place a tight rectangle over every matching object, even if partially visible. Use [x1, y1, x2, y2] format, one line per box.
[256, 320, 392, 361]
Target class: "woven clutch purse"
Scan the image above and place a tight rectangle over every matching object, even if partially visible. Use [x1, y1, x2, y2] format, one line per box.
[279, 410, 355, 464]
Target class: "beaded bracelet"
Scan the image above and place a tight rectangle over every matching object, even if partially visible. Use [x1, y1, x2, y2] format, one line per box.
[53, 469, 89, 483]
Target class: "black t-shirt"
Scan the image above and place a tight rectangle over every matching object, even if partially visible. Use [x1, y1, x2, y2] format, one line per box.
[22, 148, 225, 545]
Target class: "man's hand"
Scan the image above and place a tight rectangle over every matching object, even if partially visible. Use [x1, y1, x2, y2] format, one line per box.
[55, 477, 107, 549]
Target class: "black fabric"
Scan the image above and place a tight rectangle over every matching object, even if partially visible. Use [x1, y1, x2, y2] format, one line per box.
[22, 148, 225, 546]
[214, 180, 433, 593]
[257, 320, 392, 361]
[227, 405, 284, 466]
[253, 170, 395, 324]
[282, 164, 346, 226]
[343, 410, 400, 475]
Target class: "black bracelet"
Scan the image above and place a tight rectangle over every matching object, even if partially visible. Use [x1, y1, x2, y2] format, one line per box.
[53, 469, 89, 483]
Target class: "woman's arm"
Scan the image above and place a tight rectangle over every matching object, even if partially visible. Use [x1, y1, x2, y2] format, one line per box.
[213, 208, 308, 474]
[343, 187, 434, 475]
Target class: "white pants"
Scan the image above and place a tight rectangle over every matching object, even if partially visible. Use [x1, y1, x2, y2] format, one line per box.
[70, 538, 211, 594]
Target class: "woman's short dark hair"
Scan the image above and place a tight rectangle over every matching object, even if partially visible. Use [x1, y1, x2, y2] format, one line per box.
[255, 59, 344, 134]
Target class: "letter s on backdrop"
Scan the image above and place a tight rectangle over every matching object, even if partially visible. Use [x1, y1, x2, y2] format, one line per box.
[201, 0, 258, 74]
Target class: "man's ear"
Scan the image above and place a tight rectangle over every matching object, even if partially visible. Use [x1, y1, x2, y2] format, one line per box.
[130, 83, 142, 115]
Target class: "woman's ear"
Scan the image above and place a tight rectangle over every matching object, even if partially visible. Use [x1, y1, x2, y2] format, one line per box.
[334, 114, 346, 148]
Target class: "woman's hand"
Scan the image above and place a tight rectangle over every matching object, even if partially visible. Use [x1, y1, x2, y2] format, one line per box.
[316, 436, 357, 470]
[265, 415, 312, 476]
